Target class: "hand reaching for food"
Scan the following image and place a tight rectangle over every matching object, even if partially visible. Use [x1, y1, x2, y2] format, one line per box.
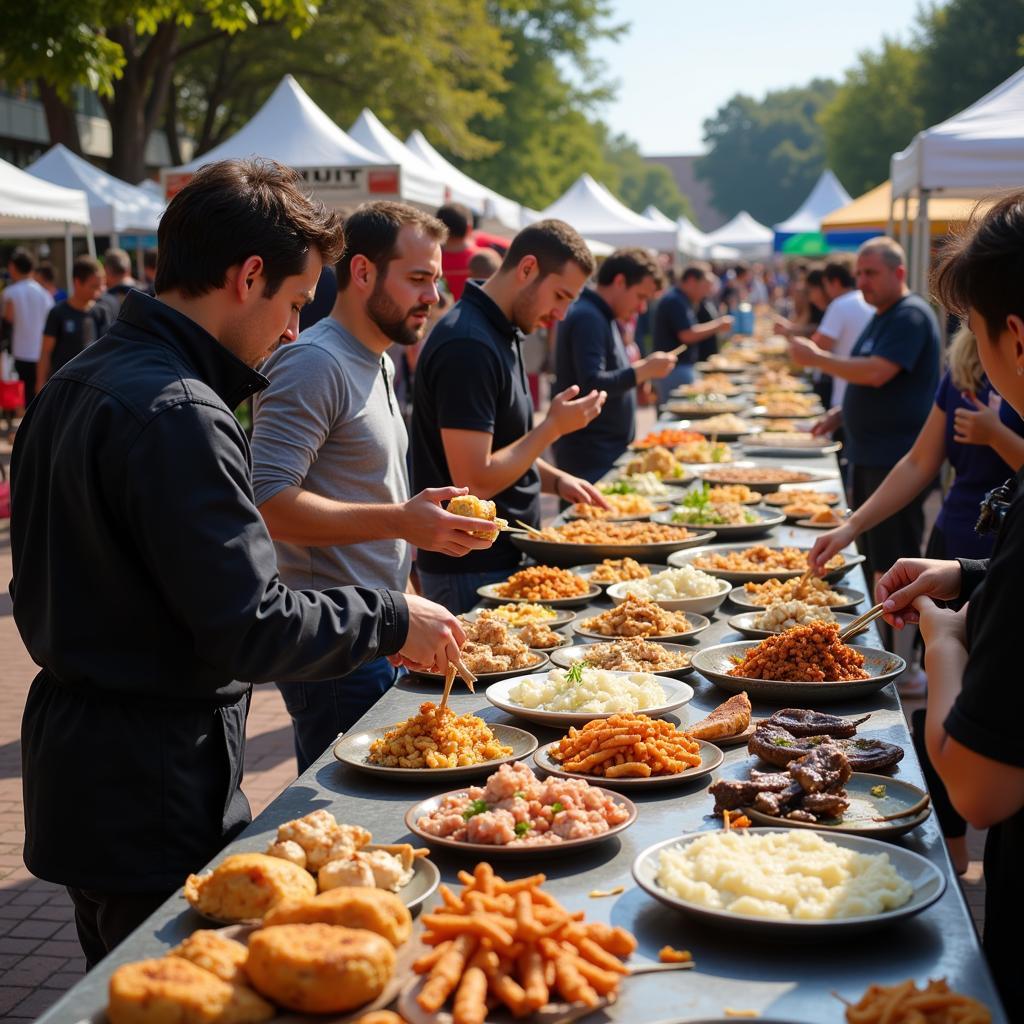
[809, 522, 856, 573]
[875, 558, 963, 629]
[546, 385, 607, 437]
[402, 488, 498, 556]
[395, 595, 465, 673]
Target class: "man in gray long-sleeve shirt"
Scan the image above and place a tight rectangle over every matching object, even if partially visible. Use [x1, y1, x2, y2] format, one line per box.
[252, 202, 496, 771]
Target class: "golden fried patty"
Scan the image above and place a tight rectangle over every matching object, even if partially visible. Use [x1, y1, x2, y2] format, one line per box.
[262, 885, 411, 946]
[184, 853, 316, 922]
[168, 929, 249, 983]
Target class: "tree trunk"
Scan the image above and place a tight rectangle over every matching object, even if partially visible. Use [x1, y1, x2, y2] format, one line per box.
[37, 79, 82, 154]
[164, 79, 182, 167]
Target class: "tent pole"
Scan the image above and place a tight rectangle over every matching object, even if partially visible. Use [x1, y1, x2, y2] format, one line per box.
[86, 224, 96, 258]
[887, 193, 896, 236]
[64, 224, 73, 285]
[916, 190, 931, 297]
[899, 195, 910, 257]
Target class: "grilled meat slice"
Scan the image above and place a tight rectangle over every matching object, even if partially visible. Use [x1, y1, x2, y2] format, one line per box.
[801, 791, 850, 818]
[748, 723, 821, 767]
[753, 782, 803, 816]
[765, 708, 869, 738]
[709, 774, 790, 812]
[748, 724, 904, 773]
[789, 746, 852, 794]
[844, 736, 905, 773]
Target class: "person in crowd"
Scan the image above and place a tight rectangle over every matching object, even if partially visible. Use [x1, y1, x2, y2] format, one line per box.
[469, 247, 502, 280]
[435, 203, 479, 301]
[2, 247, 53, 406]
[652, 262, 734, 403]
[36, 255, 109, 386]
[789, 237, 940, 591]
[34, 261, 67, 303]
[95, 247, 137, 322]
[411, 220, 609, 614]
[252, 202, 496, 773]
[810, 325, 1024, 871]
[299, 264, 337, 332]
[141, 249, 158, 295]
[552, 247, 676, 482]
[694, 271, 724, 362]
[10, 159, 464, 967]
[775, 265, 826, 340]
[747, 261, 770, 306]
[876, 192, 1024, 1009]
[719, 262, 751, 311]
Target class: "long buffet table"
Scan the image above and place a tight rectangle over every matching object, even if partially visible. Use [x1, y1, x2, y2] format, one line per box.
[39, 443, 1006, 1023]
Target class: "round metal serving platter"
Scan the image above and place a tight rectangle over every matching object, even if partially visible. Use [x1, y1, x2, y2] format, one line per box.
[666, 544, 864, 584]
[333, 723, 538, 781]
[694, 463, 837, 494]
[727, 610, 861, 640]
[691, 641, 906, 703]
[462, 606, 577, 629]
[477, 581, 602, 608]
[406, 787, 637, 857]
[651, 506, 785, 541]
[761, 488, 843, 509]
[508, 529, 716, 567]
[741, 437, 843, 458]
[665, 400, 753, 419]
[727, 583, 864, 612]
[408, 650, 549, 685]
[605, 580, 730, 615]
[564, 504, 671, 522]
[673, 419, 764, 442]
[534, 738, 723, 790]
[549, 641, 695, 679]
[631, 828, 946, 937]
[485, 671, 695, 729]
[574, 610, 711, 644]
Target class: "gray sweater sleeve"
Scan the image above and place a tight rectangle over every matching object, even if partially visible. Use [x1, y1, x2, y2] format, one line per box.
[251, 342, 348, 507]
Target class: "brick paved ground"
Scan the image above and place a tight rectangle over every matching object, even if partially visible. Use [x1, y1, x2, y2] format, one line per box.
[0, 424, 989, 1018]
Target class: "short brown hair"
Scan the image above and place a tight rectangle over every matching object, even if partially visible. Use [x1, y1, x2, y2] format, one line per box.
[72, 255, 101, 283]
[680, 261, 711, 283]
[435, 203, 473, 240]
[155, 158, 344, 298]
[500, 220, 595, 279]
[823, 257, 856, 289]
[597, 247, 663, 288]
[336, 201, 447, 289]
[934, 192, 1024, 340]
[858, 236, 905, 269]
[103, 247, 131, 276]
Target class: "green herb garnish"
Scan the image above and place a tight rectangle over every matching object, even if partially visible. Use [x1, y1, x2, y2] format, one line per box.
[514, 821, 531, 836]
[550, 801, 565, 814]
[870, 784, 887, 798]
[772, 737, 793, 748]
[601, 481, 635, 495]
[565, 662, 585, 685]
[462, 799, 488, 821]
[514, 790, 526, 800]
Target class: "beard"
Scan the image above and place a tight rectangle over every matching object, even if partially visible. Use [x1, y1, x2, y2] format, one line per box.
[367, 276, 429, 347]
[509, 278, 542, 334]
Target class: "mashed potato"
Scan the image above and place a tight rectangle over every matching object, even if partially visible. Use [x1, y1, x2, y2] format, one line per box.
[508, 667, 666, 714]
[656, 830, 913, 920]
[621, 565, 724, 600]
[752, 600, 836, 630]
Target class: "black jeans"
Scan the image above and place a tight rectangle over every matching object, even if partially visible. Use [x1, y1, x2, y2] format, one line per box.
[14, 359, 37, 406]
[850, 463, 927, 585]
[67, 886, 173, 970]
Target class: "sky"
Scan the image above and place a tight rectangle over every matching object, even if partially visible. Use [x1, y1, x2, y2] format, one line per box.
[592, 0, 924, 155]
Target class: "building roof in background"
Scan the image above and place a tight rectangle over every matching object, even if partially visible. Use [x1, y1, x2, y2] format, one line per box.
[642, 153, 727, 230]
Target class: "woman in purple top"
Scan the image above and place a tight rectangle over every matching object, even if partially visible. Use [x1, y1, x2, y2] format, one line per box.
[810, 326, 1024, 871]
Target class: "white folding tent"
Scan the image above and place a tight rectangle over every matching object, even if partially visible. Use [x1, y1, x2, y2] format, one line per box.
[162, 75, 397, 210]
[703, 211, 773, 260]
[891, 66, 1024, 293]
[641, 205, 678, 228]
[539, 174, 678, 250]
[773, 170, 852, 244]
[0, 156, 94, 280]
[348, 110, 445, 209]
[405, 130, 521, 229]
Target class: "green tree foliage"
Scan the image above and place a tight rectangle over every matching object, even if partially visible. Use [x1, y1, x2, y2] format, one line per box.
[603, 133, 694, 220]
[695, 80, 837, 225]
[819, 41, 923, 197]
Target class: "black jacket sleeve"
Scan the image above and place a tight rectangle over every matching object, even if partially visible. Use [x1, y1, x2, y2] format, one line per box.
[122, 400, 409, 684]
[957, 557, 989, 602]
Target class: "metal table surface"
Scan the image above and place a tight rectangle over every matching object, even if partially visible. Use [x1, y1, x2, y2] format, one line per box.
[38, 445, 1006, 1023]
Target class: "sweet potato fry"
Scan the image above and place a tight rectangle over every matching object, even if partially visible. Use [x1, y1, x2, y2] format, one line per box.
[418, 934, 477, 1012]
[554, 957, 600, 1008]
[452, 966, 488, 1024]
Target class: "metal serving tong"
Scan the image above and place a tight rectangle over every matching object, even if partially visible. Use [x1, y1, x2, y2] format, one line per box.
[438, 656, 478, 713]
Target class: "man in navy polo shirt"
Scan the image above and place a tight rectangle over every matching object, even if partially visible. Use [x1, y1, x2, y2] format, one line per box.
[553, 248, 677, 482]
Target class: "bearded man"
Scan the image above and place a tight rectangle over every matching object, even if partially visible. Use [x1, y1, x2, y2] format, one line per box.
[252, 202, 495, 772]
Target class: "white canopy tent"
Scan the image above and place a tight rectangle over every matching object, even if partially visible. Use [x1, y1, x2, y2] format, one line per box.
[891, 66, 1024, 293]
[773, 170, 852, 239]
[540, 174, 677, 250]
[641, 205, 677, 229]
[405, 130, 521, 229]
[162, 75, 397, 209]
[0, 156, 94, 281]
[703, 211, 773, 260]
[348, 110, 446, 209]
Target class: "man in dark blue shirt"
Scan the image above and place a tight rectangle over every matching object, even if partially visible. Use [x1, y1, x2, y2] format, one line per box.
[789, 237, 940, 588]
[553, 248, 676, 481]
[652, 262, 734, 405]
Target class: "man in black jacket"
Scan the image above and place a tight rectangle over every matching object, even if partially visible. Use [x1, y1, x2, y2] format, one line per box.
[9, 159, 464, 967]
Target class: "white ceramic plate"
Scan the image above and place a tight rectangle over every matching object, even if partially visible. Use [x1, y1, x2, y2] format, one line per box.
[605, 578, 730, 615]
[575, 609, 711, 643]
[570, 562, 665, 590]
[666, 544, 864, 584]
[477, 581, 602, 607]
[727, 583, 864, 612]
[727, 610, 861, 640]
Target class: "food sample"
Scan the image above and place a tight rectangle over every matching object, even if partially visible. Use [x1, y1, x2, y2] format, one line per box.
[496, 565, 590, 601]
[762, 488, 841, 506]
[753, 370, 805, 391]
[706, 483, 760, 504]
[711, 744, 854, 823]
[266, 809, 371, 872]
[703, 354, 748, 372]
[700, 466, 816, 485]
[747, 712, 904, 773]
[367, 701, 512, 769]
[570, 493, 658, 519]
[742, 575, 848, 607]
[686, 692, 752, 741]
[459, 616, 540, 673]
[655, 829, 913, 920]
[247, 923, 396, 1014]
[550, 713, 702, 778]
[727, 622, 869, 682]
[693, 545, 843, 574]
[516, 620, 564, 649]
[414, 761, 631, 845]
[808, 507, 845, 526]
[679, 375, 741, 395]
[633, 428, 704, 449]
[184, 853, 317, 922]
[447, 494, 508, 540]
[477, 603, 557, 626]
[569, 637, 692, 673]
[751, 431, 826, 447]
[602, 473, 673, 497]
[782, 500, 835, 520]
[752, 600, 837, 630]
[690, 412, 755, 435]
[844, 978, 991, 1023]
[669, 398, 747, 416]
[672, 439, 733, 464]
[509, 664, 666, 714]
[759, 396, 823, 418]
[536, 520, 695, 545]
[168, 929, 250, 983]
[589, 557, 652, 583]
[624, 445, 690, 480]
[580, 593, 693, 637]
[671, 484, 758, 526]
[263, 887, 412, 946]
[107, 957, 274, 1024]
[624, 566, 723, 602]
[413, 863, 636, 1018]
